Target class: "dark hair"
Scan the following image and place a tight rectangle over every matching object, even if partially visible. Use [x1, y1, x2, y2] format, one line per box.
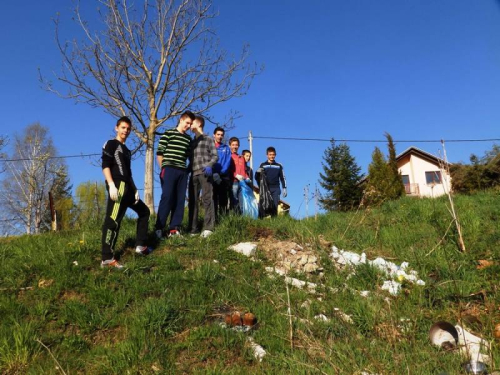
[116, 116, 132, 127]
[179, 111, 196, 121]
[229, 137, 240, 146]
[242, 149, 251, 156]
[194, 115, 205, 129]
[213, 126, 225, 135]
[266, 147, 276, 154]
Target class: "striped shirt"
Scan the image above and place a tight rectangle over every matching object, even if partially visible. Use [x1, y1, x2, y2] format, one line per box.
[156, 128, 191, 169]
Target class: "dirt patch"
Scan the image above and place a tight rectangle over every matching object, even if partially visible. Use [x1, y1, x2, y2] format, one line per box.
[249, 227, 275, 240]
[257, 238, 322, 274]
[374, 322, 402, 343]
[60, 290, 87, 302]
[90, 326, 126, 345]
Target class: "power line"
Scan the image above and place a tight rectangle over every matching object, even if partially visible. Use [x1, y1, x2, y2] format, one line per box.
[250, 136, 500, 143]
[0, 136, 499, 163]
[1, 153, 100, 162]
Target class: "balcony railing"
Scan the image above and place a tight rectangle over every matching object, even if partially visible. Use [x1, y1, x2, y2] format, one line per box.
[404, 183, 419, 196]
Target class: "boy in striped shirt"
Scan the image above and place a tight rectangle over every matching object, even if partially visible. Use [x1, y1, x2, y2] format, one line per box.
[155, 111, 195, 238]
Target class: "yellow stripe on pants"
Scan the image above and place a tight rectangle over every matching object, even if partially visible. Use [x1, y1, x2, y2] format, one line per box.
[111, 182, 125, 220]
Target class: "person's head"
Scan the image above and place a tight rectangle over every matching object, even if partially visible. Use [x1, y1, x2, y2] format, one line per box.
[191, 115, 205, 135]
[242, 150, 251, 163]
[115, 116, 132, 143]
[229, 137, 240, 153]
[266, 146, 276, 162]
[177, 111, 195, 133]
[213, 126, 225, 144]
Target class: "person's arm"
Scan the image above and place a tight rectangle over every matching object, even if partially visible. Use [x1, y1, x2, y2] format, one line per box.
[102, 167, 118, 201]
[220, 146, 231, 175]
[156, 132, 168, 168]
[206, 138, 219, 167]
[254, 163, 264, 187]
[279, 164, 287, 197]
[279, 164, 287, 189]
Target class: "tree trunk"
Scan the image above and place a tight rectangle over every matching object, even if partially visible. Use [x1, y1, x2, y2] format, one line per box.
[144, 132, 156, 214]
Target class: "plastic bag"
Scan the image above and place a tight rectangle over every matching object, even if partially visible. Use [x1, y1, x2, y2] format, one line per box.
[258, 172, 276, 217]
[239, 181, 258, 219]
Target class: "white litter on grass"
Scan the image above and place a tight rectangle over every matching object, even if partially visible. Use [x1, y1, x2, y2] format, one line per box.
[265, 267, 318, 293]
[455, 325, 491, 364]
[330, 245, 425, 295]
[247, 337, 266, 362]
[333, 308, 354, 324]
[219, 322, 252, 333]
[381, 280, 402, 296]
[359, 290, 370, 298]
[229, 242, 257, 257]
[314, 314, 330, 322]
[72, 261, 78, 266]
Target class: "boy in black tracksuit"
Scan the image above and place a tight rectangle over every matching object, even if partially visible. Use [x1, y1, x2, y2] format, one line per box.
[101, 116, 151, 269]
[255, 146, 287, 216]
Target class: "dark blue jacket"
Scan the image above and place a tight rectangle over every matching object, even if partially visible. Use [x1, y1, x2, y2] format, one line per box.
[255, 161, 286, 189]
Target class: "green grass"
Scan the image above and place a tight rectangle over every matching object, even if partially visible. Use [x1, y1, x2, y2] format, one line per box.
[1, 191, 500, 374]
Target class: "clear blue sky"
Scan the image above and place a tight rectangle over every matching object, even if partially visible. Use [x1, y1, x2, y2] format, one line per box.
[1, 1, 499, 218]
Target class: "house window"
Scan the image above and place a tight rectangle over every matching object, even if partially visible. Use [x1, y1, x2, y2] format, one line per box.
[425, 171, 442, 184]
[401, 175, 410, 185]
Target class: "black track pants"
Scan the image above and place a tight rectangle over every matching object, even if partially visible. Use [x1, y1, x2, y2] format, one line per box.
[101, 181, 150, 261]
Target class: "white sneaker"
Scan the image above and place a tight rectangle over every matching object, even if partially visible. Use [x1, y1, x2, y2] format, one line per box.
[100, 259, 124, 270]
[135, 246, 153, 255]
[155, 230, 163, 239]
[200, 230, 213, 238]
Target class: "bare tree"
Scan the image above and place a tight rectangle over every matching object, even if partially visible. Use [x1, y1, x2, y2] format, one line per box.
[40, 0, 261, 212]
[0, 135, 7, 174]
[1, 124, 67, 234]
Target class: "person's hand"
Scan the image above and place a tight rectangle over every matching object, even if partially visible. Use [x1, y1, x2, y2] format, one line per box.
[203, 166, 213, 177]
[134, 190, 140, 204]
[245, 178, 252, 185]
[108, 182, 118, 201]
[235, 174, 244, 181]
[282, 188, 287, 198]
[213, 173, 222, 185]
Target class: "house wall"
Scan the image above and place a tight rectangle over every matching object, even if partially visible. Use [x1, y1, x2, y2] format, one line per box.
[397, 155, 452, 198]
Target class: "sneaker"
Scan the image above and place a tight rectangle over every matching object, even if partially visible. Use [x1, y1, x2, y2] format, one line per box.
[168, 229, 181, 237]
[135, 246, 153, 256]
[155, 229, 163, 239]
[200, 230, 213, 238]
[100, 259, 124, 270]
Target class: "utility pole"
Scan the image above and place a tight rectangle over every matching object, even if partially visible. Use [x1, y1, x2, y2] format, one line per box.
[248, 130, 254, 171]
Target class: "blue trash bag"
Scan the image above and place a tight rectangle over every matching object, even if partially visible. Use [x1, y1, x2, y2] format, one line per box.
[239, 181, 258, 219]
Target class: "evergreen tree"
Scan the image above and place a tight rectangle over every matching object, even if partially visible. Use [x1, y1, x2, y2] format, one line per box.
[319, 140, 363, 211]
[385, 132, 405, 199]
[364, 147, 390, 206]
[46, 166, 75, 231]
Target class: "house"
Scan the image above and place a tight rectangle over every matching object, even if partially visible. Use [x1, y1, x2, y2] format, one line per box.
[396, 147, 452, 198]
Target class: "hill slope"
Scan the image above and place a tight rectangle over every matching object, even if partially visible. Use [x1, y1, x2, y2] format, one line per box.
[1, 191, 500, 374]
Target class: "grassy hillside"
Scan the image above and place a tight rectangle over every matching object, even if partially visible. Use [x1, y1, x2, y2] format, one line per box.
[1, 191, 500, 374]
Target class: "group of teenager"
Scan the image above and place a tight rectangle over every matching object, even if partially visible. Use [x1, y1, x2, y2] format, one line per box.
[100, 111, 287, 269]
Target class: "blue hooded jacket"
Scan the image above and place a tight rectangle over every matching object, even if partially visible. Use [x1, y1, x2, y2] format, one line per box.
[213, 143, 231, 175]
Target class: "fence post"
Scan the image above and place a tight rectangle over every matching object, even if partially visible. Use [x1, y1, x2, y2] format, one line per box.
[94, 182, 100, 217]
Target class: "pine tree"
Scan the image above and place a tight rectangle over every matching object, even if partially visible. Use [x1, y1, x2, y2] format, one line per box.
[364, 147, 390, 206]
[385, 132, 405, 199]
[319, 140, 363, 211]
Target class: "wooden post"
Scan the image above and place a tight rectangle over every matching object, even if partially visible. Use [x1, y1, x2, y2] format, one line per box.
[49, 191, 57, 231]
